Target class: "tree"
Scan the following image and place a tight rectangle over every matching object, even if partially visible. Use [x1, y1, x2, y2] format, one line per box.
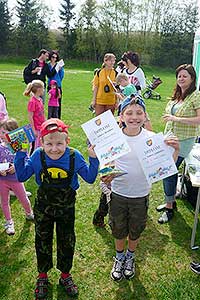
[152, 2, 199, 67]
[15, 0, 49, 56]
[76, 0, 99, 60]
[59, 0, 76, 58]
[0, 0, 11, 54]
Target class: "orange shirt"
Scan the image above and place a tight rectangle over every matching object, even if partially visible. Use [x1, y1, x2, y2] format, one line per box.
[93, 68, 116, 105]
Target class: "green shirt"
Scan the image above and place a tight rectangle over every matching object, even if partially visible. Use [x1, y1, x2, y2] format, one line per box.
[122, 84, 137, 97]
[164, 91, 200, 140]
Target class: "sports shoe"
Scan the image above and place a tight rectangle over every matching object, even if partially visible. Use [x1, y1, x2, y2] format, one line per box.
[59, 275, 78, 297]
[4, 221, 15, 235]
[190, 262, 200, 275]
[111, 257, 124, 281]
[158, 210, 174, 224]
[26, 212, 34, 221]
[92, 213, 106, 228]
[123, 256, 135, 279]
[156, 201, 177, 212]
[35, 277, 48, 299]
[26, 191, 32, 197]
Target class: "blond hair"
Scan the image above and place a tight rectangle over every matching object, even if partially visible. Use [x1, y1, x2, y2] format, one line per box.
[116, 73, 129, 84]
[23, 80, 44, 97]
[102, 53, 116, 68]
[0, 117, 19, 131]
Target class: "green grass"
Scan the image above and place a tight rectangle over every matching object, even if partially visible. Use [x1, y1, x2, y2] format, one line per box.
[0, 62, 200, 300]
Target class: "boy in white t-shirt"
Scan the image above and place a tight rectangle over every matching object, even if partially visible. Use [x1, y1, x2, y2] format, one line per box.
[103, 95, 179, 282]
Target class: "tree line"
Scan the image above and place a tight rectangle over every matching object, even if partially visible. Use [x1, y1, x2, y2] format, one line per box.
[0, 0, 199, 67]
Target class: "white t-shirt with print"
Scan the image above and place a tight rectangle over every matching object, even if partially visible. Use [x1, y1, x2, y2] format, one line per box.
[123, 67, 146, 90]
[111, 128, 155, 198]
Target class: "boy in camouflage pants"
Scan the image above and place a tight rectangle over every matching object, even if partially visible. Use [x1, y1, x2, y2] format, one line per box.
[14, 118, 99, 299]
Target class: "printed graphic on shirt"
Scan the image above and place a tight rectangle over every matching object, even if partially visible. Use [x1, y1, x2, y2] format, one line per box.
[40, 167, 69, 181]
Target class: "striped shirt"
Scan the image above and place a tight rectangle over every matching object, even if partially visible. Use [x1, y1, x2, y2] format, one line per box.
[164, 91, 200, 140]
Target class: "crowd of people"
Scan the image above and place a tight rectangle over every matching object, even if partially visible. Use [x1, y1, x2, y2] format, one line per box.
[0, 48, 200, 299]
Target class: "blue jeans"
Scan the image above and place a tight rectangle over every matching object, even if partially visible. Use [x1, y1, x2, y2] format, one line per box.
[163, 156, 184, 203]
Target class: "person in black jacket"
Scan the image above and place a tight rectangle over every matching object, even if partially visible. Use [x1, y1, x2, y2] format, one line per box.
[25, 49, 56, 103]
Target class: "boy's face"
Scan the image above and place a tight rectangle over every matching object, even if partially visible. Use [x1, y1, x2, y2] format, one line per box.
[121, 104, 146, 129]
[41, 132, 68, 160]
[119, 78, 128, 87]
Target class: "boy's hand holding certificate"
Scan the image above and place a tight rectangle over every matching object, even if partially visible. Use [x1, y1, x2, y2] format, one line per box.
[81, 110, 131, 167]
[134, 132, 178, 184]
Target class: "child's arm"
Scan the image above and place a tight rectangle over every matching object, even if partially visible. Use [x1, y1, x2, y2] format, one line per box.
[75, 148, 99, 184]
[28, 111, 37, 137]
[14, 150, 34, 182]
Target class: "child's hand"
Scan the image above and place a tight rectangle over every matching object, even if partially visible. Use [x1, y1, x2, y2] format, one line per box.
[7, 163, 15, 174]
[0, 170, 7, 176]
[88, 145, 97, 158]
[101, 174, 115, 185]
[164, 136, 179, 151]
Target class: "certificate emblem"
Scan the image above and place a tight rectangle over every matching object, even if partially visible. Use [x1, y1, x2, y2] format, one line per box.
[146, 139, 152, 146]
[95, 119, 101, 126]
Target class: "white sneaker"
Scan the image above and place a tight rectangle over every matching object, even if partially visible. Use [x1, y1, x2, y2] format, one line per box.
[4, 221, 15, 235]
[26, 191, 32, 197]
[26, 213, 34, 221]
[123, 256, 135, 279]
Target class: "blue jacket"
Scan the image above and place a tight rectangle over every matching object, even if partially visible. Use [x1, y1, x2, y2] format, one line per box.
[47, 63, 64, 88]
[14, 147, 99, 190]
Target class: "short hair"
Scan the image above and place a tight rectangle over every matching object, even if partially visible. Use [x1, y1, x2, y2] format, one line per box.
[116, 73, 129, 84]
[0, 118, 18, 131]
[38, 49, 49, 57]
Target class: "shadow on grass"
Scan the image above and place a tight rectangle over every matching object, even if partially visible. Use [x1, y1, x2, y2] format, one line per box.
[56, 284, 79, 300]
[169, 211, 199, 250]
[115, 273, 150, 300]
[94, 225, 115, 258]
[0, 221, 33, 298]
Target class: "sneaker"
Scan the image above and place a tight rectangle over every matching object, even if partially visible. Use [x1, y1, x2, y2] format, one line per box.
[156, 201, 177, 212]
[92, 213, 106, 228]
[35, 277, 48, 299]
[158, 210, 174, 224]
[59, 275, 78, 297]
[190, 262, 200, 275]
[111, 257, 124, 281]
[26, 191, 32, 197]
[123, 256, 135, 280]
[4, 221, 15, 235]
[26, 212, 34, 221]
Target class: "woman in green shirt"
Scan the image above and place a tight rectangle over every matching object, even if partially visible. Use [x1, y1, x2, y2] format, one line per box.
[157, 64, 200, 224]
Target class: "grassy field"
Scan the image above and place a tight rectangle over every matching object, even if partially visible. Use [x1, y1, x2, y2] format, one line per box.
[0, 62, 200, 300]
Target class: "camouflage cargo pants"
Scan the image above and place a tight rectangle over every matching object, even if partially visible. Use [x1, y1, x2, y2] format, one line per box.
[34, 186, 76, 273]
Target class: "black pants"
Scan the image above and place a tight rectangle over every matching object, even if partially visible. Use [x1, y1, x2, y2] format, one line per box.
[93, 192, 108, 222]
[34, 186, 76, 273]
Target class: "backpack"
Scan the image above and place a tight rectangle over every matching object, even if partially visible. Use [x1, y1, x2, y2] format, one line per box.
[94, 68, 118, 77]
[23, 59, 38, 84]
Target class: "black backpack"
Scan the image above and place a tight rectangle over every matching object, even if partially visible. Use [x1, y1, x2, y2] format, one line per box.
[23, 59, 38, 84]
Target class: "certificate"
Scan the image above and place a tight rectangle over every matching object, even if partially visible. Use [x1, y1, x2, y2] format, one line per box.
[55, 59, 64, 73]
[0, 162, 9, 171]
[134, 132, 178, 184]
[81, 110, 131, 167]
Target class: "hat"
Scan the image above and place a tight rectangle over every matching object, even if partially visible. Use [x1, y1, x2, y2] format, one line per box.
[50, 79, 57, 85]
[40, 118, 69, 137]
[120, 94, 146, 113]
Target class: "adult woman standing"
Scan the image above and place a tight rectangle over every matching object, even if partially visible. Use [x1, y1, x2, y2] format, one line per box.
[157, 64, 200, 224]
[47, 50, 64, 119]
[92, 53, 117, 116]
[121, 51, 146, 92]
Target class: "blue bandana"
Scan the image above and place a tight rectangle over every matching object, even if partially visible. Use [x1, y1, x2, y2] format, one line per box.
[120, 94, 146, 113]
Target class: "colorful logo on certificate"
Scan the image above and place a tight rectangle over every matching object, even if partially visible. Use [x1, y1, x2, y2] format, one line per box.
[146, 139, 152, 146]
[95, 118, 101, 126]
